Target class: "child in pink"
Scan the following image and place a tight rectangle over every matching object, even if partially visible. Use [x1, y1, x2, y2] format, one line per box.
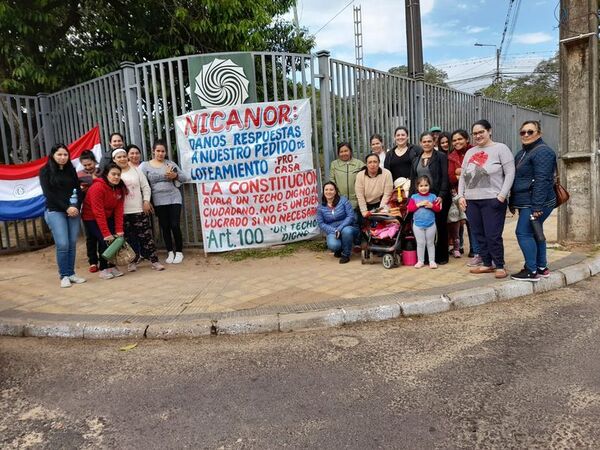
[407, 176, 442, 269]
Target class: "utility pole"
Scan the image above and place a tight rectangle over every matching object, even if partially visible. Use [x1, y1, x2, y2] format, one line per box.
[558, 0, 599, 243]
[474, 42, 501, 83]
[353, 5, 364, 67]
[292, 1, 301, 36]
[405, 0, 424, 78]
[405, 0, 424, 134]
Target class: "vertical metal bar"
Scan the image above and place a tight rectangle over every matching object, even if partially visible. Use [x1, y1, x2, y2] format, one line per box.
[332, 61, 340, 145]
[291, 57, 298, 99]
[159, 62, 173, 159]
[16, 97, 27, 157]
[282, 55, 289, 101]
[261, 55, 268, 102]
[309, 56, 320, 180]
[7, 97, 17, 158]
[33, 97, 43, 158]
[150, 64, 162, 142]
[341, 62, 348, 141]
[353, 66, 361, 153]
[271, 54, 278, 102]
[300, 57, 307, 99]
[177, 59, 186, 115]
[25, 98, 35, 158]
[136, 66, 148, 157]
[347, 65, 356, 151]
[142, 65, 155, 149]
[0, 97, 9, 162]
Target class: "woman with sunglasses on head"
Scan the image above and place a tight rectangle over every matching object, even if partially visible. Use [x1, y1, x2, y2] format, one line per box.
[509, 121, 557, 282]
[40, 144, 86, 288]
[140, 140, 188, 264]
[458, 119, 515, 279]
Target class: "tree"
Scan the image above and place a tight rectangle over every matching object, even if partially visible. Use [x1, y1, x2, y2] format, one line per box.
[481, 54, 559, 115]
[0, 0, 315, 95]
[387, 63, 449, 86]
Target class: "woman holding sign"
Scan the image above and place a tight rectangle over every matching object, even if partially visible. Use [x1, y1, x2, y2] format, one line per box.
[316, 182, 359, 264]
[140, 140, 188, 264]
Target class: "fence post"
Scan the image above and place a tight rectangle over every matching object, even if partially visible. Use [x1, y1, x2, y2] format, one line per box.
[316, 50, 333, 174]
[414, 74, 425, 134]
[474, 91, 483, 120]
[121, 61, 142, 147]
[512, 105, 518, 152]
[36, 93, 54, 155]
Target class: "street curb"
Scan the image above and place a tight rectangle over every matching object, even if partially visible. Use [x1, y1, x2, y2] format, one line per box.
[3, 255, 599, 339]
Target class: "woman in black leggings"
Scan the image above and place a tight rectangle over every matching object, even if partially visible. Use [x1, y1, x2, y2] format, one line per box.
[140, 140, 188, 264]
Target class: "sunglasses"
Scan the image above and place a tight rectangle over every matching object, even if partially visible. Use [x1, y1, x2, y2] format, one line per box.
[520, 129, 536, 136]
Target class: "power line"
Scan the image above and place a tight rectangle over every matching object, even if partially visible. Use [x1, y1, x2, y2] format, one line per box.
[313, 0, 355, 35]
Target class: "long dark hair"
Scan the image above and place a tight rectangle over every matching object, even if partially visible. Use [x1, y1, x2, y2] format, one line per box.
[45, 144, 77, 185]
[321, 181, 341, 206]
[438, 131, 452, 153]
[101, 162, 128, 195]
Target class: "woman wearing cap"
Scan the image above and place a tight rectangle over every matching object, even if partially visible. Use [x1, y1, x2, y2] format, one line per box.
[140, 140, 188, 264]
[112, 148, 164, 272]
[409, 131, 450, 265]
[458, 119, 515, 279]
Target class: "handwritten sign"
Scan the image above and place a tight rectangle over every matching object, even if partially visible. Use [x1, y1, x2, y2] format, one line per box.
[175, 99, 319, 253]
[176, 99, 313, 182]
[198, 170, 320, 251]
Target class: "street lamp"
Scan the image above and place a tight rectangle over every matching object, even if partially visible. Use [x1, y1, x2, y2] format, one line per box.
[474, 42, 501, 83]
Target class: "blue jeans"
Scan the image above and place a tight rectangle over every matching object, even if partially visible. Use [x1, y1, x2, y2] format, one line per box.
[515, 206, 553, 273]
[326, 226, 359, 258]
[44, 210, 80, 278]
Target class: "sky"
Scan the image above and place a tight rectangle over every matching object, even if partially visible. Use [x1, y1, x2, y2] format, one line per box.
[286, 0, 559, 93]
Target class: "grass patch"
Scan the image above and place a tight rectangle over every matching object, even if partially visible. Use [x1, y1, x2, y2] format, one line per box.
[220, 238, 328, 262]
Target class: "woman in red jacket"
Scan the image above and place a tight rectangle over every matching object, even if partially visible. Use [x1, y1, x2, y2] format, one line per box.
[82, 162, 127, 279]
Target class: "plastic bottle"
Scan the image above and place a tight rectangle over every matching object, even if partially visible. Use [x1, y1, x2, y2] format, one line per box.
[69, 188, 78, 206]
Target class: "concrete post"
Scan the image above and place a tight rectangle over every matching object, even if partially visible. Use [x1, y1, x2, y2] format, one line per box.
[558, 0, 599, 243]
[316, 50, 333, 175]
[36, 93, 55, 155]
[474, 91, 483, 120]
[120, 62, 142, 147]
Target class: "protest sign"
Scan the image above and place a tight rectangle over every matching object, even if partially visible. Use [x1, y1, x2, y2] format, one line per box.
[176, 99, 313, 183]
[175, 99, 320, 253]
[198, 170, 320, 252]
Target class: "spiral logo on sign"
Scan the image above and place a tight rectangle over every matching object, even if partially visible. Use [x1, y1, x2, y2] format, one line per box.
[194, 58, 250, 108]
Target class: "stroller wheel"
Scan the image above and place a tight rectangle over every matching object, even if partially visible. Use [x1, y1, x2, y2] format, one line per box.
[393, 253, 401, 267]
[361, 249, 370, 264]
[382, 253, 395, 269]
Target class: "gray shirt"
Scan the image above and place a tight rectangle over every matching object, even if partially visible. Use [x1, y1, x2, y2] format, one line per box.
[140, 160, 188, 206]
[458, 142, 515, 200]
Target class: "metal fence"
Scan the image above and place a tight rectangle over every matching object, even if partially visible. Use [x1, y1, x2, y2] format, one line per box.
[0, 50, 559, 252]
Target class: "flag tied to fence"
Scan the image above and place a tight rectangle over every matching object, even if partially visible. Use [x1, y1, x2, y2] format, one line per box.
[0, 126, 102, 221]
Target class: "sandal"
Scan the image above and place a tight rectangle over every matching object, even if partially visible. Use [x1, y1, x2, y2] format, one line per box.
[495, 268, 508, 279]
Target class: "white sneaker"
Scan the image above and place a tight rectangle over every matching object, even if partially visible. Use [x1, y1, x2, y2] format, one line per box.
[60, 276, 72, 288]
[127, 262, 137, 272]
[172, 252, 184, 264]
[165, 251, 175, 264]
[68, 274, 86, 284]
[99, 269, 114, 280]
[109, 267, 124, 277]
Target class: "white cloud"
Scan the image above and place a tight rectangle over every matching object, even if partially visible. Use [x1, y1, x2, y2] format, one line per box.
[465, 26, 489, 34]
[513, 32, 553, 44]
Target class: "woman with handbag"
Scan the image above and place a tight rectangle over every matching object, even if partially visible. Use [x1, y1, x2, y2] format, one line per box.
[509, 120, 557, 282]
[112, 149, 164, 272]
[140, 140, 188, 264]
[82, 161, 127, 280]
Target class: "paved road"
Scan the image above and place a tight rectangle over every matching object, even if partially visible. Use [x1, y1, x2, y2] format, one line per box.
[2, 277, 600, 449]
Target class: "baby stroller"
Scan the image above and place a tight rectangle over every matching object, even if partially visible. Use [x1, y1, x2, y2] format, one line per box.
[361, 188, 411, 269]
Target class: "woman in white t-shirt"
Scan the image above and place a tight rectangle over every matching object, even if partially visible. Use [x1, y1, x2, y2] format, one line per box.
[112, 149, 164, 272]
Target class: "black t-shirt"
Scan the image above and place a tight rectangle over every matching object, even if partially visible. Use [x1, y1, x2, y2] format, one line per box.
[384, 145, 421, 181]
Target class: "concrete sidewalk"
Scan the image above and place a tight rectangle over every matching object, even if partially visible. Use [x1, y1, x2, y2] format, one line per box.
[1, 213, 597, 338]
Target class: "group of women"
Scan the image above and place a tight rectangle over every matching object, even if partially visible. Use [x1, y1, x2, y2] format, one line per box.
[320, 119, 558, 282]
[41, 133, 186, 287]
